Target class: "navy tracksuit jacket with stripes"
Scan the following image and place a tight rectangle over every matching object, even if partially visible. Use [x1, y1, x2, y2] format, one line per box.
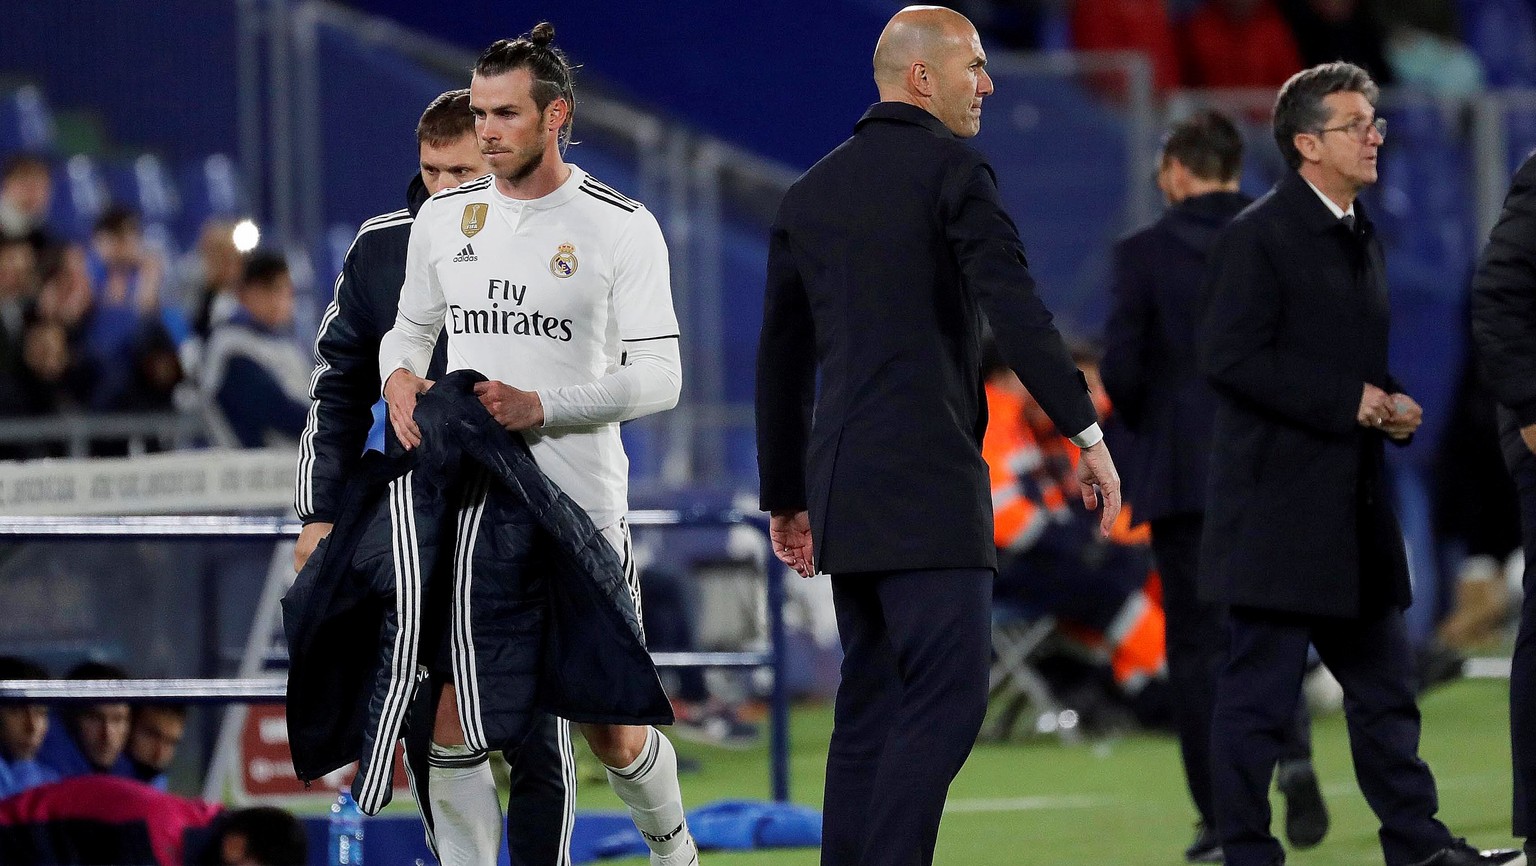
[294, 175, 444, 525]
[283, 371, 672, 830]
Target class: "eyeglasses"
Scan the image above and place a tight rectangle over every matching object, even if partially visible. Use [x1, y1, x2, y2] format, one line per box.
[1315, 117, 1388, 142]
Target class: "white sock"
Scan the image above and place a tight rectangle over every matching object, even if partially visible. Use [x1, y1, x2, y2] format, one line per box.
[603, 727, 689, 857]
[427, 743, 501, 866]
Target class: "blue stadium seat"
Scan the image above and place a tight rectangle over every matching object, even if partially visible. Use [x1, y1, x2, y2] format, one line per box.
[138, 156, 181, 224]
[971, 75, 1131, 334]
[1457, 0, 1536, 87]
[1505, 103, 1536, 176]
[0, 85, 56, 156]
[1372, 103, 1473, 293]
[620, 421, 663, 482]
[174, 153, 246, 246]
[48, 153, 108, 241]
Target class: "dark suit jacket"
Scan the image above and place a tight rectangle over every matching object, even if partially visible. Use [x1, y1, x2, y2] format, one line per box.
[755, 102, 1096, 575]
[1472, 151, 1536, 476]
[1199, 171, 1409, 617]
[1101, 190, 1251, 524]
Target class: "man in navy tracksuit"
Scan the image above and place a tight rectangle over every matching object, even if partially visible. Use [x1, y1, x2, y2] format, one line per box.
[292, 89, 574, 866]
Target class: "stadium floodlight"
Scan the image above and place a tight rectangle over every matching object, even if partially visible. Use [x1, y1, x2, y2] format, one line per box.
[232, 219, 260, 253]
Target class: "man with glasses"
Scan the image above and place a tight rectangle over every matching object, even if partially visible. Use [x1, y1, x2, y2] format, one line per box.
[1200, 62, 1519, 866]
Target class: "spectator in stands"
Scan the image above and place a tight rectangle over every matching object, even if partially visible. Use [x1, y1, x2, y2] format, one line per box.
[0, 234, 37, 408]
[1182, 0, 1305, 88]
[1374, 0, 1458, 38]
[0, 657, 58, 800]
[85, 206, 163, 354]
[1281, 0, 1394, 84]
[0, 232, 36, 356]
[36, 661, 131, 779]
[200, 251, 309, 447]
[23, 244, 97, 413]
[13, 320, 75, 416]
[185, 218, 244, 342]
[0, 240, 86, 454]
[0, 775, 306, 866]
[1071, 0, 1183, 93]
[1378, 0, 1485, 98]
[0, 155, 54, 254]
[84, 206, 186, 412]
[124, 704, 185, 790]
[34, 244, 94, 335]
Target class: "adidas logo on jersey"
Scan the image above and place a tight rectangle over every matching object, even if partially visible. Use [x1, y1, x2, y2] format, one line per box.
[453, 243, 478, 263]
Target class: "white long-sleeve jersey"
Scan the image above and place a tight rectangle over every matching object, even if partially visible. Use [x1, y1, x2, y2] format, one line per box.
[379, 165, 681, 529]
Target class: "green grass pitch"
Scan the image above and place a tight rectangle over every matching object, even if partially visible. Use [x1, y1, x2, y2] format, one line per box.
[579, 679, 1518, 865]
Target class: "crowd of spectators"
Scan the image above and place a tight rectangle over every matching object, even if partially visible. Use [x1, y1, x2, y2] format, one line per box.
[0, 654, 310, 866]
[0, 153, 312, 457]
[956, 0, 1493, 97]
[0, 657, 186, 800]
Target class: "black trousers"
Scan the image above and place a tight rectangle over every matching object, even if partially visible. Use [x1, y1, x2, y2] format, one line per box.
[822, 568, 993, 866]
[1211, 605, 1452, 866]
[1509, 455, 1536, 838]
[402, 699, 572, 866]
[1151, 514, 1312, 829]
[503, 714, 574, 866]
[410, 471, 574, 866]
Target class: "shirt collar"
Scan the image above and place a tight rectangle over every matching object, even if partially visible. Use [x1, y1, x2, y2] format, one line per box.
[488, 163, 585, 210]
[1302, 176, 1355, 221]
[855, 101, 955, 139]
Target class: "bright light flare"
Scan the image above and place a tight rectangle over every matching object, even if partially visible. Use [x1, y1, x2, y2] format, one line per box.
[231, 219, 260, 253]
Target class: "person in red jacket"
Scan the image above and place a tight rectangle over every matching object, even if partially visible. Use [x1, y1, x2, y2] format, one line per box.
[0, 775, 305, 866]
[1183, 0, 1305, 87]
[1072, 0, 1184, 93]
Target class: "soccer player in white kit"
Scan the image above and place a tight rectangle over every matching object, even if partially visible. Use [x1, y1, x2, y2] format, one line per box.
[379, 24, 697, 866]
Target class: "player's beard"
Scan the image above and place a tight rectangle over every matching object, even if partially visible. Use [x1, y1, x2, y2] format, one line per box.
[491, 139, 547, 186]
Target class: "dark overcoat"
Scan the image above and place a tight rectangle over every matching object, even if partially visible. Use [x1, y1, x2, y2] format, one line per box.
[755, 102, 1096, 574]
[1101, 190, 1251, 523]
[1199, 171, 1410, 617]
[1472, 151, 1536, 476]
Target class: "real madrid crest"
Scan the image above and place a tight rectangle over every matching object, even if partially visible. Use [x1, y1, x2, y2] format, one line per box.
[461, 203, 488, 238]
[550, 242, 578, 279]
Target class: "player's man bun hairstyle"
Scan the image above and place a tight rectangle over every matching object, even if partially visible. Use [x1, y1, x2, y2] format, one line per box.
[474, 22, 577, 148]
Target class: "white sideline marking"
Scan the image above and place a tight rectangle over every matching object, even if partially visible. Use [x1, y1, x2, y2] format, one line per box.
[944, 795, 1110, 813]
[1320, 772, 1505, 798]
[1465, 657, 1511, 679]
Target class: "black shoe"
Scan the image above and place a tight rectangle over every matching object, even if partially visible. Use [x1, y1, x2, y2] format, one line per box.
[1276, 760, 1329, 849]
[1407, 839, 1524, 865]
[1415, 642, 1467, 694]
[1184, 822, 1223, 864]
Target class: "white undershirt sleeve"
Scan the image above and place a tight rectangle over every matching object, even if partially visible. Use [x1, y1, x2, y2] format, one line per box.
[540, 206, 682, 427]
[378, 207, 446, 388]
[1069, 422, 1104, 449]
[539, 337, 682, 426]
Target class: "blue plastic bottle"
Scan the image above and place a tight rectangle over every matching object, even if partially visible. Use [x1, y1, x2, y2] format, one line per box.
[328, 789, 364, 866]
